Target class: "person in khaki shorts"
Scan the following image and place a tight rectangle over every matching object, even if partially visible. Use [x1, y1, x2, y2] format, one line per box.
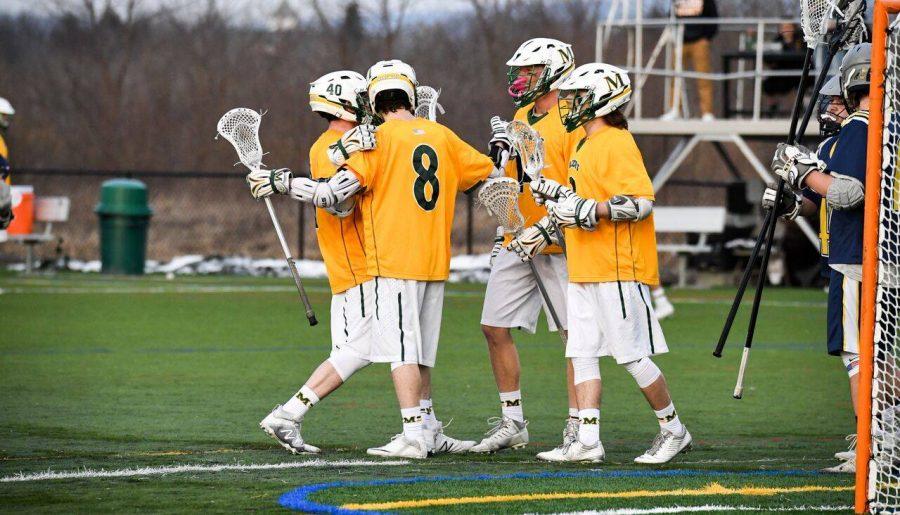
[662, 0, 719, 121]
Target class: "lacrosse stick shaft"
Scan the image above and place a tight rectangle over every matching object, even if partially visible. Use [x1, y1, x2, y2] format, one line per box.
[264, 198, 318, 326]
[528, 260, 567, 345]
[733, 346, 750, 399]
[714, 47, 811, 357]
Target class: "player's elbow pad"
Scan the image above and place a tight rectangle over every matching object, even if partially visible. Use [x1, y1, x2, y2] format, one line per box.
[826, 173, 865, 210]
[314, 168, 361, 208]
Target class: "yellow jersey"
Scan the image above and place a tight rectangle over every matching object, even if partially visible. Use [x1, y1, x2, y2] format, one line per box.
[309, 129, 370, 294]
[504, 103, 584, 253]
[0, 133, 8, 184]
[565, 125, 659, 286]
[345, 117, 494, 281]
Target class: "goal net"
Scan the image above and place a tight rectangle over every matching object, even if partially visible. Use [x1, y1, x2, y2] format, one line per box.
[860, 1, 900, 512]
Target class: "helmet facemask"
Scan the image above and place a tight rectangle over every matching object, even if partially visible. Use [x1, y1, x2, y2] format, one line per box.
[507, 64, 556, 108]
[817, 94, 846, 137]
[558, 89, 597, 132]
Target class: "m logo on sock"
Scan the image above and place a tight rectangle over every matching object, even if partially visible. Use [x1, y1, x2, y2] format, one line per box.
[402, 415, 422, 424]
[658, 410, 677, 423]
[581, 417, 599, 425]
[295, 391, 313, 406]
[501, 399, 521, 407]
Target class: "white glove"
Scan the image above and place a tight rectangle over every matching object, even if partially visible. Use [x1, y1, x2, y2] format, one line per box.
[0, 181, 12, 230]
[489, 116, 511, 149]
[489, 227, 504, 267]
[246, 168, 292, 199]
[771, 142, 824, 189]
[328, 124, 377, 166]
[324, 198, 356, 219]
[508, 216, 559, 262]
[605, 195, 653, 222]
[547, 193, 598, 230]
[488, 116, 512, 173]
[761, 184, 802, 220]
[530, 178, 570, 206]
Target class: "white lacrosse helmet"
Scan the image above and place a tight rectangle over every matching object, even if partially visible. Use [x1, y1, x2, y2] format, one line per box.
[506, 38, 575, 107]
[557, 63, 631, 132]
[309, 71, 368, 122]
[366, 59, 418, 112]
[0, 97, 13, 130]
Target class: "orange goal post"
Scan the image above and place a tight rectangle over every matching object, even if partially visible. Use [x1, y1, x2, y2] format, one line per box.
[858, 0, 900, 512]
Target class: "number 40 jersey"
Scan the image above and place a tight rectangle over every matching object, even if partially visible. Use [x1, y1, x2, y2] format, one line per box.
[345, 117, 495, 281]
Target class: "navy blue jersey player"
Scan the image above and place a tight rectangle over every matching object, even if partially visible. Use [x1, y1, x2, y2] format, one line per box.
[762, 43, 871, 474]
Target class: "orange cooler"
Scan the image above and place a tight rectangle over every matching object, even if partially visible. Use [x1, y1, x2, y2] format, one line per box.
[7, 185, 34, 235]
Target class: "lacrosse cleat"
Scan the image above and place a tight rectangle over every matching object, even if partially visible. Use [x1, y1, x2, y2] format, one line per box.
[561, 440, 605, 463]
[634, 428, 692, 464]
[536, 418, 579, 462]
[653, 289, 676, 320]
[822, 457, 856, 474]
[367, 434, 428, 459]
[425, 421, 476, 455]
[469, 416, 529, 453]
[835, 433, 857, 461]
[259, 405, 321, 454]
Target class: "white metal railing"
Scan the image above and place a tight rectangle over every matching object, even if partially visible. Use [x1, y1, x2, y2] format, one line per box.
[596, 14, 822, 121]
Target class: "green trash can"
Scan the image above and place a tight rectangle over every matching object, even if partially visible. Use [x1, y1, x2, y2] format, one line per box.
[95, 179, 153, 275]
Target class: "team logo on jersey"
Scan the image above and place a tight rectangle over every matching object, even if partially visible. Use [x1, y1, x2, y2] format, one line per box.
[413, 129, 425, 135]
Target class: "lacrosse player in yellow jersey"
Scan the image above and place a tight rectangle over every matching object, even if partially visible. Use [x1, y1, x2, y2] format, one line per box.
[272, 59, 499, 458]
[247, 71, 377, 454]
[472, 38, 584, 457]
[527, 63, 692, 464]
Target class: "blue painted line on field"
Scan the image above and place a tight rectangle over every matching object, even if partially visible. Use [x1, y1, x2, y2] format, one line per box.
[278, 468, 825, 514]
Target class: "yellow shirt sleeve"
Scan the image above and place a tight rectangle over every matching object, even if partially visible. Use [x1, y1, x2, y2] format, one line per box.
[446, 128, 494, 192]
[607, 131, 654, 200]
[345, 149, 377, 188]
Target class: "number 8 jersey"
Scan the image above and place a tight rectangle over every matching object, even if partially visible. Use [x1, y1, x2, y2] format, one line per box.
[345, 117, 495, 281]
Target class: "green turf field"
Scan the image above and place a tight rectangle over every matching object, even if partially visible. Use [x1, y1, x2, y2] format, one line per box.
[0, 273, 855, 513]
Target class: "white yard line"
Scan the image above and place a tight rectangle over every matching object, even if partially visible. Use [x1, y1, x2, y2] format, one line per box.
[0, 459, 408, 483]
[541, 505, 852, 515]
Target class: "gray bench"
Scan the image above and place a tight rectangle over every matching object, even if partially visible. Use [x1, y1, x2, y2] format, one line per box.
[5, 196, 70, 273]
[654, 206, 728, 287]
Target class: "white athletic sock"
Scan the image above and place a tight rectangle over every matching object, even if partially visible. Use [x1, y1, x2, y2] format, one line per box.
[401, 406, 424, 441]
[578, 409, 601, 446]
[499, 390, 525, 423]
[654, 402, 685, 435]
[282, 385, 319, 420]
[568, 408, 579, 421]
[420, 399, 436, 428]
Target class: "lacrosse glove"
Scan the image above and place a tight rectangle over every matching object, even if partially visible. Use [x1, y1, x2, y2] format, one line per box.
[530, 178, 571, 206]
[547, 193, 598, 230]
[508, 216, 559, 262]
[328, 124, 377, 166]
[247, 168, 292, 199]
[771, 142, 825, 189]
[761, 184, 803, 220]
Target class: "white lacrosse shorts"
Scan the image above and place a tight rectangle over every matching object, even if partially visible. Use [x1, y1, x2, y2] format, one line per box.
[330, 281, 375, 360]
[481, 247, 568, 333]
[565, 281, 668, 364]
[367, 277, 445, 367]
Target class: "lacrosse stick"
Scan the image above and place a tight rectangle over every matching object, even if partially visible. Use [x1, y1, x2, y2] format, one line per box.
[478, 177, 567, 344]
[415, 86, 446, 121]
[507, 120, 567, 253]
[715, 0, 865, 399]
[216, 108, 318, 326]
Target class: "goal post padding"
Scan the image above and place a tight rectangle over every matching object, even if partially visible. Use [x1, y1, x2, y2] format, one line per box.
[858, 1, 900, 512]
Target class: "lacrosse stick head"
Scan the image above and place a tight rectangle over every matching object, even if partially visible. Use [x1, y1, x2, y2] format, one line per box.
[800, 0, 866, 50]
[477, 177, 524, 234]
[415, 86, 445, 121]
[507, 120, 545, 181]
[216, 108, 263, 169]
